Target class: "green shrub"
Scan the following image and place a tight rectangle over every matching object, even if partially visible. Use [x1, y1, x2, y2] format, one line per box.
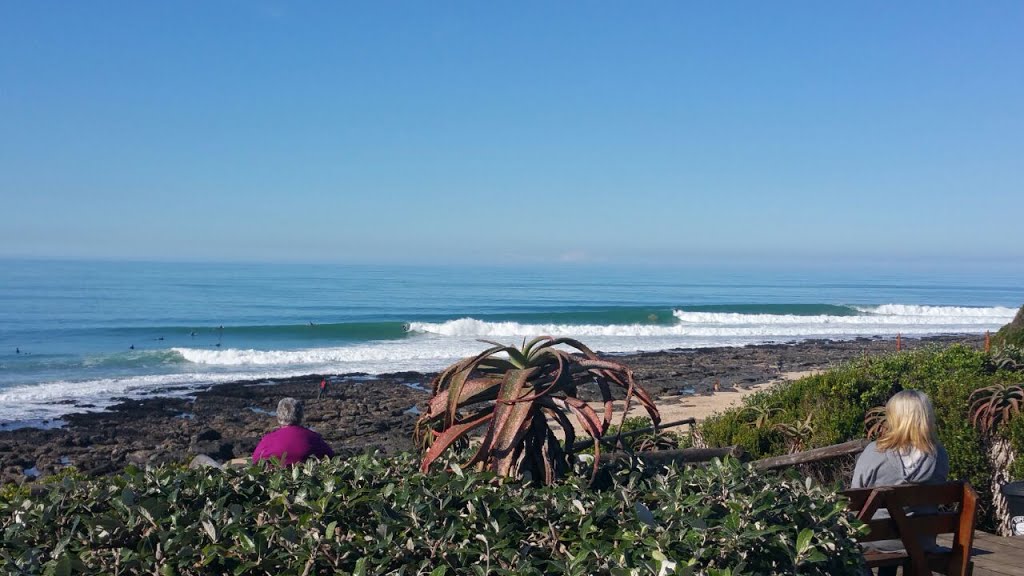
[698, 344, 1023, 529]
[1007, 416, 1024, 480]
[992, 305, 1024, 348]
[0, 453, 864, 575]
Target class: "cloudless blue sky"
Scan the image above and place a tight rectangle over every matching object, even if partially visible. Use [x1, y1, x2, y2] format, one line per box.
[1, 2, 1022, 266]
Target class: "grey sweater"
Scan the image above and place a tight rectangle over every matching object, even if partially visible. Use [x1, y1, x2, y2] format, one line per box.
[851, 441, 950, 552]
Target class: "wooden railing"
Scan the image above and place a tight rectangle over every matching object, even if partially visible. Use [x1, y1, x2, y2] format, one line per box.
[752, 439, 869, 470]
[592, 437, 869, 471]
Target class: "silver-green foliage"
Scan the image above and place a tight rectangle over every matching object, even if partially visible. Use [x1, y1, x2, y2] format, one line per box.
[0, 455, 863, 575]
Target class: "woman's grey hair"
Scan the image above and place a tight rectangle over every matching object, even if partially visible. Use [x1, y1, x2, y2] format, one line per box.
[276, 397, 304, 426]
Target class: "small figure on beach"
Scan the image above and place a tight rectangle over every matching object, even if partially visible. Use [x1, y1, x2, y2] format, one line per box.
[317, 377, 327, 400]
[252, 398, 334, 467]
[851, 389, 948, 568]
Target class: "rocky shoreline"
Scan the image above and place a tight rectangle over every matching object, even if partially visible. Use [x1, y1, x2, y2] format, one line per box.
[0, 335, 980, 485]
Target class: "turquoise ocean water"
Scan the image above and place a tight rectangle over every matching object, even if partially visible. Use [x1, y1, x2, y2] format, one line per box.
[0, 259, 1021, 423]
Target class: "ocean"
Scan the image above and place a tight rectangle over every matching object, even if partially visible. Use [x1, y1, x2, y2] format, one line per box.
[0, 259, 1020, 423]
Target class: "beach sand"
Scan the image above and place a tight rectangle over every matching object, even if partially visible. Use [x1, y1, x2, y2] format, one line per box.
[614, 369, 822, 425]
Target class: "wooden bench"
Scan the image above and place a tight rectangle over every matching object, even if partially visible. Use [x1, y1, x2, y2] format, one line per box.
[842, 482, 977, 576]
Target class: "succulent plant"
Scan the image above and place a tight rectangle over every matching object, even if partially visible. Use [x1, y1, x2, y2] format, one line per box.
[774, 413, 815, 453]
[864, 406, 888, 440]
[741, 403, 781, 429]
[969, 383, 1024, 435]
[414, 336, 660, 484]
[990, 345, 1024, 371]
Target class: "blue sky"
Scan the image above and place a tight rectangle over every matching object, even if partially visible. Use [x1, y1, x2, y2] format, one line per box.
[1, 2, 1022, 266]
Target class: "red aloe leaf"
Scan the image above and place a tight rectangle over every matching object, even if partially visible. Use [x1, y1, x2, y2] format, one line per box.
[513, 353, 566, 403]
[422, 376, 500, 418]
[542, 404, 577, 455]
[490, 369, 539, 476]
[521, 336, 552, 360]
[543, 337, 600, 358]
[593, 376, 616, 434]
[437, 344, 507, 426]
[561, 396, 605, 440]
[420, 411, 495, 473]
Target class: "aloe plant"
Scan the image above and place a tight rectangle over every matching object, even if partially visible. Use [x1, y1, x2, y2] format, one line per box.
[414, 337, 660, 484]
[741, 403, 781, 430]
[864, 406, 888, 440]
[990, 345, 1024, 371]
[969, 383, 1024, 435]
[774, 413, 815, 453]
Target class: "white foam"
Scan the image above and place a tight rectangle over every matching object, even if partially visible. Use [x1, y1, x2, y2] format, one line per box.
[856, 304, 1017, 318]
[2, 303, 1013, 423]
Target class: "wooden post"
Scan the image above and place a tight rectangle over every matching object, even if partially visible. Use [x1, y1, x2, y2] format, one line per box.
[896, 333, 902, 351]
[985, 330, 991, 353]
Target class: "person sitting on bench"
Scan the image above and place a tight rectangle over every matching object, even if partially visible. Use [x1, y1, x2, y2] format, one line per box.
[852, 389, 949, 574]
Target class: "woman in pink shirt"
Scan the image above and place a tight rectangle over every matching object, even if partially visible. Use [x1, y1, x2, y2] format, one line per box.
[252, 397, 334, 466]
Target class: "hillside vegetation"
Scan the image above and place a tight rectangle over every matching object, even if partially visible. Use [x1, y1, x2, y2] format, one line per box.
[698, 343, 1024, 530]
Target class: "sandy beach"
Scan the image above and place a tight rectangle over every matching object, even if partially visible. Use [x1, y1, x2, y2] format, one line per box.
[0, 335, 980, 484]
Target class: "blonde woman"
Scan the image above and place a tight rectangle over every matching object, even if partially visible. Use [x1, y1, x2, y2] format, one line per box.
[852, 389, 950, 570]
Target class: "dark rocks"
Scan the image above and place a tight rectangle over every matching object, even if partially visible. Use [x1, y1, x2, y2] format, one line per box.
[192, 428, 221, 442]
[0, 335, 983, 485]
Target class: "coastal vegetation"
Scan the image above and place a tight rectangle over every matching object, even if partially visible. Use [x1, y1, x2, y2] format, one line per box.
[0, 454, 863, 575]
[696, 343, 1024, 531]
[992, 305, 1024, 348]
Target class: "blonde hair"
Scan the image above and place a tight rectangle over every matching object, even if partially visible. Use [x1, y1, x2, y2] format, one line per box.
[876, 389, 938, 455]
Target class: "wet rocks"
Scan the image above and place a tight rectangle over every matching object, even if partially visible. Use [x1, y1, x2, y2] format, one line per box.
[0, 335, 981, 485]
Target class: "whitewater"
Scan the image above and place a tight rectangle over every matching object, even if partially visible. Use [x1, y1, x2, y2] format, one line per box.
[1, 260, 1021, 422]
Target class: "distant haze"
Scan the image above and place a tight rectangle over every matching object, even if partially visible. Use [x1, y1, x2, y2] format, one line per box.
[1, 2, 1022, 265]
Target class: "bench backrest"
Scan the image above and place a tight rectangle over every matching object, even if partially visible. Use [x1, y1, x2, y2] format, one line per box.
[842, 481, 977, 576]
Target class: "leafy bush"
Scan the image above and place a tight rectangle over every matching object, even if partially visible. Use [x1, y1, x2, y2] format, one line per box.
[0, 453, 864, 575]
[698, 344, 1024, 530]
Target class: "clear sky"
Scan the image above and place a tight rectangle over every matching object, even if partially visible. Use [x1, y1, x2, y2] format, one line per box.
[1, 2, 1022, 266]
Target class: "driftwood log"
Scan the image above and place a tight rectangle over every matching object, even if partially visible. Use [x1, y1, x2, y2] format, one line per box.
[593, 438, 868, 474]
[751, 439, 869, 471]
